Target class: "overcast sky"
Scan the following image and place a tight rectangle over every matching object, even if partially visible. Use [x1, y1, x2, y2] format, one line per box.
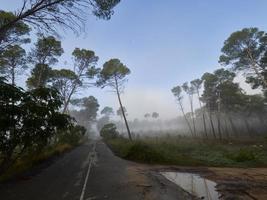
[2, 0, 267, 119]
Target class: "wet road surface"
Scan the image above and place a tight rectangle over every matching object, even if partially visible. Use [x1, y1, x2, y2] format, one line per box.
[0, 141, 193, 200]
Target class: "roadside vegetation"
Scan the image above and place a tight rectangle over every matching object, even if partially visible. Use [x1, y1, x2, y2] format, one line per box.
[102, 27, 267, 168]
[0, 0, 121, 181]
[104, 134, 267, 168]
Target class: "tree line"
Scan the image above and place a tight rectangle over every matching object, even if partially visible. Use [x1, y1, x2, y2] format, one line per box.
[0, 0, 122, 175]
[172, 27, 267, 140]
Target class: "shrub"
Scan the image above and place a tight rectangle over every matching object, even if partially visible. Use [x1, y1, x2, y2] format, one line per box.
[125, 142, 167, 164]
[100, 123, 119, 139]
[227, 148, 256, 162]
[57, 125, 86, 146]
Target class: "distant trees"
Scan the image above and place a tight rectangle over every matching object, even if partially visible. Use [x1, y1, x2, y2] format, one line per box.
[144, 113, 150, 119]
[71, 96, 100, 129]
[101, 106, 114, 117]
[173, 66, 267, 140]
[144, 112, 159, 119]
[170, 28, 267, 140]
[152, 112, 159, 119]
[97, 59, 132, 140]
[97, 106, 114, 131]
[182, 82, 197, 137]
[191, 79, 208, 138]
[171, 85, 194, 137]
[117, 106, 127, 118]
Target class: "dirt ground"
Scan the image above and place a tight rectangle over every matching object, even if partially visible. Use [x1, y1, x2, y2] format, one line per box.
[144, 165, 267, 200]
[207, 167, 267, 200]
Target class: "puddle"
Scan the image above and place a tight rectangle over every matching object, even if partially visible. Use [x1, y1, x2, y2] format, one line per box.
[161, 172, 220, 200]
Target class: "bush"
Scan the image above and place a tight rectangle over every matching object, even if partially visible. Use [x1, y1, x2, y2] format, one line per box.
[100, 123, 119, 139]
[57, 125, 86, 146]
[125, 142, 167, 164]
[226, 148, 256, 162]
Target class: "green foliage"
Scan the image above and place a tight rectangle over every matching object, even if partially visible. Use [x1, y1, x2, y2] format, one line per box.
[0, 11, 30, 50]
[29, 36, 64, 65]
[124, 142, 167, 164]
[171, 85, 183, 101]
[219, 27, 267, 89]
[57, 125, 86, 146]
[0, 79, 72, 174]
[50, 68, 79, 104]
[100, 123, 119, 139]
[97, 58, 130, 88]
[27, 36, 63, 89]
[26, 64, 53, 89]
[0, 45, 27, 85]
[226, 148, 257, 162]
[106, 136, 267, 167]
[97, 58, 132, 140]
[71, 96, 100, 124]
[92, 0, 121, 20]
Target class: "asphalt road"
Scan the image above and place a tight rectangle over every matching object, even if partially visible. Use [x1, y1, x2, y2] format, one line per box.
[0, 141, 193, 200]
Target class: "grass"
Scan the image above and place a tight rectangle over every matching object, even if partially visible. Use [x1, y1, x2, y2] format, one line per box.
[0, 143, 74, 182]
[105, 135, 267, 167]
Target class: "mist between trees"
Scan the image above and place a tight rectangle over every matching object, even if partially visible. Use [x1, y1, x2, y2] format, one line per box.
[99, 27, 267, 141]
[1, 0, 267, 178]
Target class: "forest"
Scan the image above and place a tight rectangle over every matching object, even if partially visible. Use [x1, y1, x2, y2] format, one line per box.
[0, 1, 267, 199]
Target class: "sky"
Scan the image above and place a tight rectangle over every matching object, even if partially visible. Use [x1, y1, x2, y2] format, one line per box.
[2, 0, 267, 119]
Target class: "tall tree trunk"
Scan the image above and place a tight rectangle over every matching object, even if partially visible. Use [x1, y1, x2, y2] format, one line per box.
[216, 113, 222, 140]
[228, 115, 238, 138]
[189, 95, 196, 137]
[62, 84, 76, 114]
[197, 91, 208, 138]
[115, 78, 132, 141]
[209, 112, 216, 139]
[223, 115, 230, 140]
[217, 91, 222, 140]
[178, 101, 194, 137]
[243, 117, 252, 138]
[11, 65, 15, 86]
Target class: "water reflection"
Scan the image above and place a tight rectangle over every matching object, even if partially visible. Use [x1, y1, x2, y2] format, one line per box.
[161, 172, 220, 200]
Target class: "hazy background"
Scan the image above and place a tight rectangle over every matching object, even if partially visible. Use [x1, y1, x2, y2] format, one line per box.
[1, 0, 266, 119]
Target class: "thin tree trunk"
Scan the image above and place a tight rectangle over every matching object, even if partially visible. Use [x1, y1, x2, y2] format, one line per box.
[11, 65, 15, 86]
[62, 84, 76, 113]
[228, 115, 238, 138]
[115, 77, 132, 141]
[189, 95, 196, 137]
[197, 91, 208, 138]
[216, 113, 222, 140]
[178, 100, 194, 137]
[217, 91, 222, 140]
[244, 117, 252, 138]
[223, 115, 230, 140]
[209, 112, 216, 139]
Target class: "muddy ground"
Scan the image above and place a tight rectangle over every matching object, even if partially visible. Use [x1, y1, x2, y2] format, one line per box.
[144, 165, 267, 200]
